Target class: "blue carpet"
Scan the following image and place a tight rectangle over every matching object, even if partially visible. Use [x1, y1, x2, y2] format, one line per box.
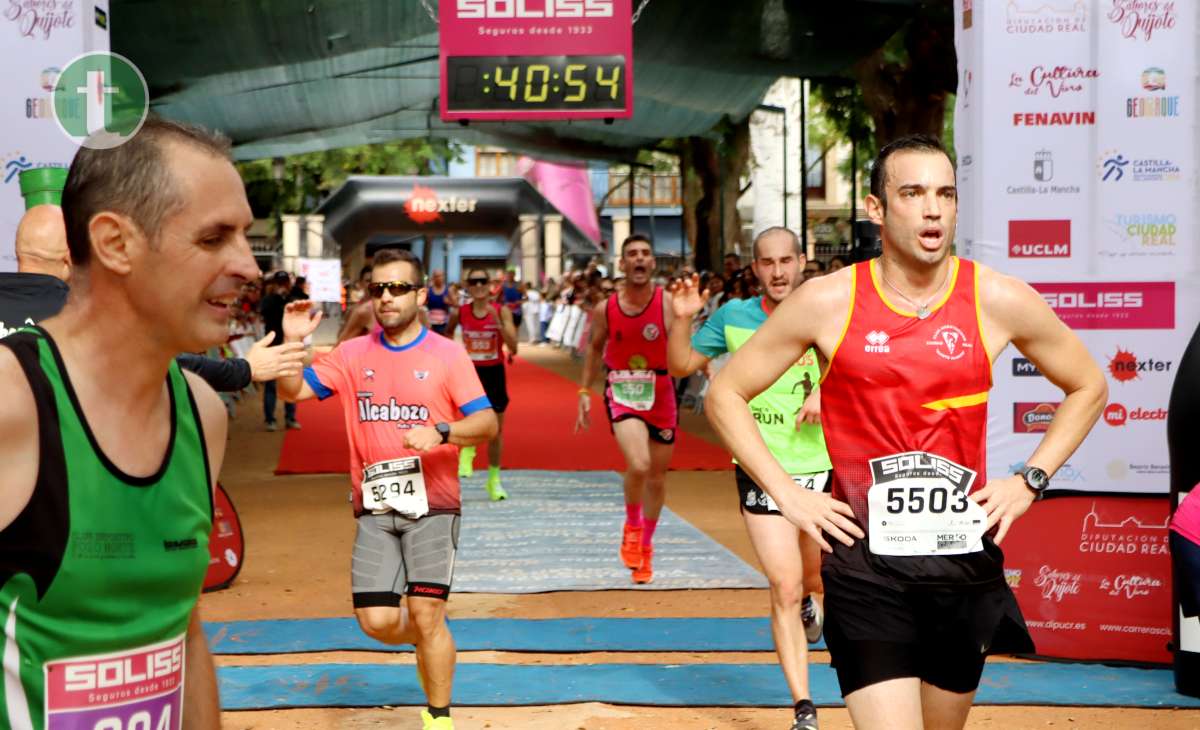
[217, 662, 1200, 709]
[453, 470, 767, 592]
[205, 617, 824, 654]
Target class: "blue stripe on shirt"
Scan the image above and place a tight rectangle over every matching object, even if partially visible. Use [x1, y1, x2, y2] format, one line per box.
[460, 395, 492, 416]
[303, 366, 334, 400]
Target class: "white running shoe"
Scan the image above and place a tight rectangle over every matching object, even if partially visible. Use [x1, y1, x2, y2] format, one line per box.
[801, 595, 823, 644]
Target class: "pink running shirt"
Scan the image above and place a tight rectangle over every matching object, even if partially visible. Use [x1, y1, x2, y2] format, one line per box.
[1172, 487, 1200, 546]
[304, 328, 490, 513]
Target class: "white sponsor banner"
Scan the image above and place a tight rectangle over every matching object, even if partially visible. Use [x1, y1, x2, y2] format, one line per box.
[955, 0, 1199, 494]
[1, 2, 109, 271]
[296, 258, 343, 303]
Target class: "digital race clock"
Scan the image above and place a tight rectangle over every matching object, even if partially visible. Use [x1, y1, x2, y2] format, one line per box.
[439, 0, 634, 122]
[446, 55, 626, 113]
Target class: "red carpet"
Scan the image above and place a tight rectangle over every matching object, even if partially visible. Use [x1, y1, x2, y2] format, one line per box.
[276, 354, 733, 475]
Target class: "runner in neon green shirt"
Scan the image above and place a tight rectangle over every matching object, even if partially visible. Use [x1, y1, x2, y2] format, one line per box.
[668, 227, 829, 730]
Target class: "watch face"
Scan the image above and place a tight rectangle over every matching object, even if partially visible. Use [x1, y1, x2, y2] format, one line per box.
[1025, 468, 1049, 490]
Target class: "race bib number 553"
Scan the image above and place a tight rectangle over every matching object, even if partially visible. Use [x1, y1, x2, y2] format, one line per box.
[866, 451, 987, 557]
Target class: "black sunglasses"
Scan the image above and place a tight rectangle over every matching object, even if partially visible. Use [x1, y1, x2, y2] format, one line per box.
[368, 281, 420, 298]
[466, 277, 490, 286]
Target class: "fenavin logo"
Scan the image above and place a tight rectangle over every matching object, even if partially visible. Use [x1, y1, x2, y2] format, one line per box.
[52, 52, 148, 150]
[457, 0, 614, 18]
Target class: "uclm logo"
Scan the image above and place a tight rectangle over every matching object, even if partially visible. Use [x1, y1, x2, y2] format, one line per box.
[1009, 219, 1070, 258]
[457, 0, 614, 18]
[1033, 282, 1174, 330]
[1013, 402, 1059, 433]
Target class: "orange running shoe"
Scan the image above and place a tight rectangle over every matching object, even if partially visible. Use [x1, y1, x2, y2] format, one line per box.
[620, 523, 642, 569]
[632, 544, 653, 584]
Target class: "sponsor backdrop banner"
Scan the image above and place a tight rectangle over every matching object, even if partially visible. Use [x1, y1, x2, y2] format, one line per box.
[1003, 495, 1172, 664]
[1, 2, 109, 271]
[955, 0, 1200, 496]
[955, 0, 1198, 663]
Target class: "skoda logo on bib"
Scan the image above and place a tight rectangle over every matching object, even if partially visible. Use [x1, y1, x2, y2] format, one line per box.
[866, 451, 987, 557]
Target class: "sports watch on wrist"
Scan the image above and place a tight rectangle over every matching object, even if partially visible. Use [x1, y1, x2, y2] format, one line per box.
[1020, 465, 1050, 500]
[435, 422, 451, 444]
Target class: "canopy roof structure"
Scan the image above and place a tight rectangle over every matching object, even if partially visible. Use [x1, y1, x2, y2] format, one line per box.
[112, 0, 918, 161]
[317, 176, 602, 256]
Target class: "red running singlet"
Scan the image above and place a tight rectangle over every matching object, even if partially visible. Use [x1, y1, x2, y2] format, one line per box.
[602, 286, 677, 434]
[821, 257, 992, 527]
[602, 286, 669, 372]
[460, 301, 504, 367]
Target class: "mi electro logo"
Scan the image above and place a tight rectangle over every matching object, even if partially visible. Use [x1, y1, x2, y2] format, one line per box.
[1009, 219, 1070, 258]
[457, 0, 614, 18]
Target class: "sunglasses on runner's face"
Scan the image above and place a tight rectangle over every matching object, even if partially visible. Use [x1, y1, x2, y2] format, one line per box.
[368, 281, 419, 298]
[467, 277, 490, 286]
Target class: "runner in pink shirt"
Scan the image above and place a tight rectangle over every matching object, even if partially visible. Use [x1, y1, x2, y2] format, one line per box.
[278, 248, 497, 730]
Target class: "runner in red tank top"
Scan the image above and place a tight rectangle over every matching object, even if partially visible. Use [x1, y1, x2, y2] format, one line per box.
[576, 234, 678, 584]
[446, 267, 519, 501]
[706, 136, 1107, 729]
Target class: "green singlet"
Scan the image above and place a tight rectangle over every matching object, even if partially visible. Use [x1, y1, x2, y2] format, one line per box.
[0, 328, 212, 730]
[692, 296, 832, 474]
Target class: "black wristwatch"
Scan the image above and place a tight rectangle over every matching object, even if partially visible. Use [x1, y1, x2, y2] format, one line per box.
[435, 422, 451, 444]
[1020, 465, 1050, 500]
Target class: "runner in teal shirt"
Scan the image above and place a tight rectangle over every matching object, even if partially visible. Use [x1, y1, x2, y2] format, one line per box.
[667, 227, 828, 730]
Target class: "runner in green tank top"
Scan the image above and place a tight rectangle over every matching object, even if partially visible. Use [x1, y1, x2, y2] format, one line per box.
[0, 117, 259, 730]
[667, 227, 828, 730]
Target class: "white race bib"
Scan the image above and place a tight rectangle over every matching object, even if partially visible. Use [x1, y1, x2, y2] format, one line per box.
[608, 370, 656, 411]
[756, 471, 830, 513]
[866, 451, 987, 557]
[362, 457, 428, 518]
[464, 331, 500, 361]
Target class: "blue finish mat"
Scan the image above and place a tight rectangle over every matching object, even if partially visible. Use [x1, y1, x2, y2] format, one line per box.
[205, 617, 825, 654]
[217, 661, 1200, 709]
[453, 470, 767, 592]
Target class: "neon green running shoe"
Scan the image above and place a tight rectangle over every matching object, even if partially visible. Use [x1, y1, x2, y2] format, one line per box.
[485, 467, 508, 501]
[457, 446, 475, 478]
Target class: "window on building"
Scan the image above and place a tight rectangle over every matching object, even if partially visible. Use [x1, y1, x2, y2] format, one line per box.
[476, 149, 519, 177]
[804, 143, 826, 198]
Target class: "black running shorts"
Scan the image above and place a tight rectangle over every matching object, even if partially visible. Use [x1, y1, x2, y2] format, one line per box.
[820, 537, 1034, 696]
[734, 465, 831, 515]
[474, 363, 509, 413]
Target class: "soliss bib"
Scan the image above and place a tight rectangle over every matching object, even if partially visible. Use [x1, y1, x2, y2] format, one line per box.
[866, 451, 987, 557]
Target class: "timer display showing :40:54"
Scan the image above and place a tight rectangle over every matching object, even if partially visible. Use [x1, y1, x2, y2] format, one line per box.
[447, 54, 627, 111]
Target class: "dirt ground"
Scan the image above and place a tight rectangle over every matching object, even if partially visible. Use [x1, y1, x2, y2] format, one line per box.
[210, 347, 1199, 729]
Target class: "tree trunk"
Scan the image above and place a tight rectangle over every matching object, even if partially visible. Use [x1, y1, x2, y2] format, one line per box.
[852, 10, 957, 147]
[682, 117, 751, 273]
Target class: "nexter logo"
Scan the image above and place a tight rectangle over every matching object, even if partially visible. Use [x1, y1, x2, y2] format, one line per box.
[457, 0, 614, 18]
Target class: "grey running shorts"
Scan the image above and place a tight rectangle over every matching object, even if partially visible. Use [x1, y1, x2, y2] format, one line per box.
[351, 511, 460, 606]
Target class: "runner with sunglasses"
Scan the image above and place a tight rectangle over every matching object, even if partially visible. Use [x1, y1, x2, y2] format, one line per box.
[576, 234, 677, 584]
[278, 248, 497, 730]
[446, 269, 519, 500]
